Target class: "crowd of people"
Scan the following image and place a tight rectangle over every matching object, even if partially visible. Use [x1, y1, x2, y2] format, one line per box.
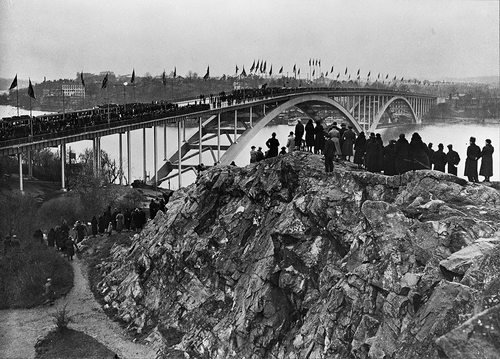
[251, 119, 494, 182]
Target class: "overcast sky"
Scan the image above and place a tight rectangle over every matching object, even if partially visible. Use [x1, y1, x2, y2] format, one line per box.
[0, 0, 498, 82]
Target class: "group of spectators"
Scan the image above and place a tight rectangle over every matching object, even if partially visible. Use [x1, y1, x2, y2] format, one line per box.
[0, 101, 210, 142]
[251, 119, 494, 183]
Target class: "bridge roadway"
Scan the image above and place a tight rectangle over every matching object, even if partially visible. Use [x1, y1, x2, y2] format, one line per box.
[0, 87, 437, 190]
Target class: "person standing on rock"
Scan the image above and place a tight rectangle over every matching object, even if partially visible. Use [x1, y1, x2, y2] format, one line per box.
[446, 144, 460, 176]
[116, 210, 124, 232]
[286, 132, 295, 153]
[433, 143, 447, 172]
[464, 137, 481, 183]
[342, 125, 356, 161]
[324, 133, 335, 173]
[294, 119, 304, 150]
[250, 146, 257, 163]
[265, 132, 280, 158]
[65, 237, 77, 261]
[43, 278, 55, 305]
[354, 132, 366, 169]
[395, 134, 410, 174]
[91, 216, 98, 237]
[305, 119, 315, 152]
[256, 147, 264, 162]
[479, 139, 494, 182]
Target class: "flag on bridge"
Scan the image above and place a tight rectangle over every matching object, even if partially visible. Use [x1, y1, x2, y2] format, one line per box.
[312, 69, 315, 76]
[9, 74, 18, 90]
[279, 66, 283, 74]
[357, 69, 360, 76]
[173, 67, 177, 78]
[330, 66, 333, 73]
[269, 65, 272, 76]
[367, 71, 371, 78]
[345, 67, 348, 75]
[263, 61, 267, 73]
[325, 71, 328, 77]
[293, 64, 296, 73]
[241, 66, 247, 76]
[393, 76, 396, 81]
[250, 60, 255, 73]
[385, 74, 389, 79]
[337, 73, 340, 79]
[203, 66, 210, 80]
[236, 65, 239, 74]
[80, 72, 85, 87]
[28, 78, 36, 99]
[255, 60, 260, 73]
[297, 68, 300, 75]
[162, 70, 167, 86]
[131, 69, 135, 84]
[101, 73, 108, 89]
[309, 59, 311, 66]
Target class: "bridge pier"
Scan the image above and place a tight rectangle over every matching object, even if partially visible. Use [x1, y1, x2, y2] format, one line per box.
[234, 110, 238, 143]
[96, 136, 101, 178]
[143, 128, 147, 182]
[127, 131, 131, 185]
[249, 107, 253, 127]
[163, 124, 167, 160]
[119, 133, 123, 185]
[217, 113, 221, 162]
[177, 120, 182, 188]
[28, 151, 33, 178]
[199, 117, 202, 164]
[154, 125, 158, 187]
[61, 143, 66, 191]
[18, 153, 23, 192]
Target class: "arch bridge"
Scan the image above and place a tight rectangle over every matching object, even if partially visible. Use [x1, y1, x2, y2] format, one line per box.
[0, 87, 436, 190]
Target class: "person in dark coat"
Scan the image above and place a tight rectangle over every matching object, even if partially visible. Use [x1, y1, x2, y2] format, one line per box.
[104, 206, 112, 229]
[342, 126, 356, 161]
[74, 221, 87, 243]
[256, 147, 264, 162]
[408, 132, 430, 170]
[305, 120, 315, 152]
[433, 143, 447, 172]
[124, 208, 132, 230]
[324, 135, 335, 173]
[394, 134, 410, 174]
[364, 133, 382, 173]
[98, 214, 105, 234]
[265, 132, 280, 158]
[353, 132, 366, 168]
[446, 144, 460, 175]
[294, 120, 304, 150]
[149, 199, 158, 220]
[427, 143, 435, 169]
[111, 208, 119, 230]
[47, 228, 56, 248]
[479, 139, 494, 182]
[314, 121, 325, 155]
[91, 216, 98, 237]
[139, 208, 147, 229]
[382, 140, 397, 175]
[464, 136, 481, 183]
[65, 237, 77, 261]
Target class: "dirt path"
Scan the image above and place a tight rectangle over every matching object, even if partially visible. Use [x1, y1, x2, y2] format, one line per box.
[0, 257, 157, 359]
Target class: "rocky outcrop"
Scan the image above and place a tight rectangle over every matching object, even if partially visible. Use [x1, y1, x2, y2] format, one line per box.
[91, 152, 500, 358]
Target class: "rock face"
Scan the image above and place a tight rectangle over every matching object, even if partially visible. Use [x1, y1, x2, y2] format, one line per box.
[93, 152, 500, 358]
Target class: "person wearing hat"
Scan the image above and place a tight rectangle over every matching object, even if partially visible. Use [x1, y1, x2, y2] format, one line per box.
[464, 136, 481, 183]
[250, 146, 257, 163]
[433, 143, 447, 172]
[265, 132, 280, 158]
[479, 139, 494, 182]
[446, 144, 460, 176]
[323, 132, 335, 173]
[279, 146, 287, 155]
[286, 132, 295, 153]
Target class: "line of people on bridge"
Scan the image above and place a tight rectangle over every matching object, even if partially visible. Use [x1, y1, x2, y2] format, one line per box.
[251, 119, 494, 183]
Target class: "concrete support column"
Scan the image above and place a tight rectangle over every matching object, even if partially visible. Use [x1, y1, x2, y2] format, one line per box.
[61, 143, 66, 191]
[217, 113, 221, 162]
[198, 117, 202, 164]
[363, 96, 367, 131]
[177, 120, 182, 188]
[163, 123, 167, 160]
[357, 95, 361, 129]
[249, 107, 253, 127]
[18, 153, 23, 192]
[127, 131, 131, 185]
[92, 138, 97, 177]
[154, 126, 157, 186]
[234, 110, 238, 143]
[183, 118, 186, 142]
[96, 137, 101, 178]
[263, 104, 266, 116]
[119, 133, 123, 185]
[143, 128, 147, 182]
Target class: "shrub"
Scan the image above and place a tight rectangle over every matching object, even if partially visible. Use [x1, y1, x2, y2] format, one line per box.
[51, 304, 72, 332]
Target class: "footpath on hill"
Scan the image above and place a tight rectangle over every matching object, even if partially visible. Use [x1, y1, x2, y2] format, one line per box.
[0, 256, 156, 359]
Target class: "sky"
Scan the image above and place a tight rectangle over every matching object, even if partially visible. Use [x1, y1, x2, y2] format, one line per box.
[0, 0, 498, 83]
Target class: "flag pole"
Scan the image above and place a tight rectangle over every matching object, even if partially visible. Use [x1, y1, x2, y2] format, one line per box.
[16, 86, 19, 117]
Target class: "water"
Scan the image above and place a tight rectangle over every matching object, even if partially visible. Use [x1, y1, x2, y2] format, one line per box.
[2, 105, 499, 188]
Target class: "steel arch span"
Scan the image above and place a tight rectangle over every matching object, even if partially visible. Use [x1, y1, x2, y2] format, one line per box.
[220, 94, 362, 165]
[370, 96, 418, 133]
